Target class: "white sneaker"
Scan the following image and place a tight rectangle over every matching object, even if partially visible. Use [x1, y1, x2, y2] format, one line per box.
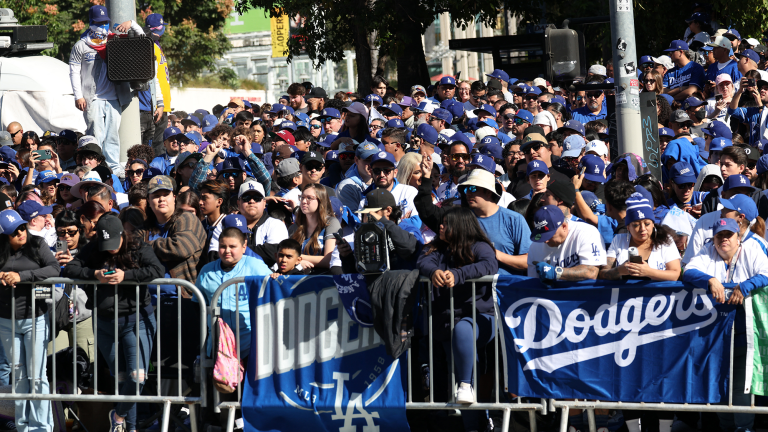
[456, 383, 475, 404]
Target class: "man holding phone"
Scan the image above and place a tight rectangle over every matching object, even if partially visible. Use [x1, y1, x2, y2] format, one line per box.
[728, 76, 768, 145]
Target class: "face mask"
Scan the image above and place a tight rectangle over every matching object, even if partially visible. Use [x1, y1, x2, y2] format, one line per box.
[89, 24, 109, 40]
[694, 109, 706, 121]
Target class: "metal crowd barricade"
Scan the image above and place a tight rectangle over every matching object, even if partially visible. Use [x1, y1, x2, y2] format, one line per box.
[207, 275, 546, 432]
[5, 278, 208, 432]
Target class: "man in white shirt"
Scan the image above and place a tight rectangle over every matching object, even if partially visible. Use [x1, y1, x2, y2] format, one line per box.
[365, 151, 418, 218]
[527, 206, 607, 282]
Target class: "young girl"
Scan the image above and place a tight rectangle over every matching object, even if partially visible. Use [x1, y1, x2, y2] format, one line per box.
[525, 160, 550, 200]
[289, 184, 340, 272]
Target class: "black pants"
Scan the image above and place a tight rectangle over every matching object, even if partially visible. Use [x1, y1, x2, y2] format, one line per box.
[140, 110, 155, 148]
[152, 112, 168, 157]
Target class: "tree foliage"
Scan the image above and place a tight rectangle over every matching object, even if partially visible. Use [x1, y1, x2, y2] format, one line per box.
[0, 0, 233, 85]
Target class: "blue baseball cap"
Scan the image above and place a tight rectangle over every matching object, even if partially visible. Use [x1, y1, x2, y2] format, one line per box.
[624, 192, 655, 225]
[712, 218, 740, 236]
[185, 131, 202, 145]
[683, 97, 706, 109]
[720, 194, 758, 221]
[670, 161, 697, 184]
[442, 100, 465, 119]
[531, 206, 565, 242]
[725, 29, 741, 40]
[381, 103, 403, 116]
[514, 109, 533, 124]
[526, 86, 542, 96]
[163, 127, 185, 141]
[581, 155, 606, 183]
[469, 153, 496, 174]
[695, 137, 708, 159]
[221, 157, 247, 173]
[702, 121, 733, 139]
[486, 69, 510, 82]
[479, 135, 501, 148]
[639, 55, 654, 64]
[664, 40, 689, 51]
[318, 108, 340, 120]
[280, 121, 297, 131]
[242, 100, 252, 109]
[562, 135, 586, 158]
[736, 49, 760, 64]
[709, 137, 733, 152]
[723, 174, 755, 192]
[268, 103, 287, 114]
[526, 160, 549, 176]
[325, 150, 338, 162]
[563, 120, 585, 136]
[364, 94, 384, 105]
[370, 150, 396, 167]
[250, 143, 263, 154]
[415, 123, 438, 145]
[386, 118, 405, 129]
[0, 209, 26, 234]
[478, 143, 502, 160]
[550, 95, 567, 106]
[17, 201, 52, 222]
[438, 76, 456, 87]
[473, 103, 497, 118]
[35, 170, 59, 185]
[89, 5, 109, 23]
[194, 109, 210, 116]
[181, 115, 200, 126]
[449, 132, 473, 153]
[295, 120, 308, 129]
[758, 155, 768, 175]
[431, 108, 453, 124]
[686, 11, 710, 23]
[222, 214, 249, 234]
[659, 127, 675, 139]
[201, 114, 218, 133]
[478, 118, 499, 130]
[356, 141, 380, 159]
[660, 94, 675, 106]
[145, 14, 167, 36]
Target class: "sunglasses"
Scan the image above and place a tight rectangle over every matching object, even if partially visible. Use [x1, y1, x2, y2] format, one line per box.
[642, 79, 655, 84]
[370, 125, 384, 130]
[504, 113, 516, 120]
[57, 228, 79, 237]
[11, 225, 26, 237]
[524, 142, 548, 153]
[748, 161, 757, 170]
[58, 185, 71, 191]
[338, 153, 355, 161]
[575, 96, 584, 101]
[241, 194, 263, 203]
[371, 167, 395, 176]
[222, 172, 240, 179]
[641, 62, 654, 68]
[513, 118, 528, 125]
[524, 95, 538, 101]
[463, 185, 478, 193]
[304, 163, 324, 172]
[127, 169, 145, 177]
[429, 116, 441, 122]
[450, 153, 471, 162]
[310, 124, 322, 130]
[586, 91, 603, 98]
[10, 130, 22, 137]
[471, 94, 488, 102]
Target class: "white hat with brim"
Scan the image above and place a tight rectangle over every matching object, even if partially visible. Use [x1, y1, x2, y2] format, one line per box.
[459, 169, 499, 197]
[71, 171, 113, 199]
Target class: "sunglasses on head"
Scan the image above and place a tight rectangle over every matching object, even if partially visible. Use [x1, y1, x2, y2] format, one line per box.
[127, 169, 145, 177]
[371, 167, 395, 176]
[450, 153, 471, 162]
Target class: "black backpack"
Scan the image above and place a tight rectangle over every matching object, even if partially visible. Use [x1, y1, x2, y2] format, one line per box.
[51, 285, 75, 340]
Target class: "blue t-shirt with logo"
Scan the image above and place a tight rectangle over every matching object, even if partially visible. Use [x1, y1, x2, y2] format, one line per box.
[666, 61, 705, 90]
[476, 207, 532, 276]
[705, 59, 742, 87]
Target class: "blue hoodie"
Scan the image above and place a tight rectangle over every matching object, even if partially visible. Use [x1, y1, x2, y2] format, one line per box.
[661, 138, 708, 184]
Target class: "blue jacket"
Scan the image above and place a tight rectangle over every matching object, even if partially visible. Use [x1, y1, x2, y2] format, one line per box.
[661, 138, 708, 183]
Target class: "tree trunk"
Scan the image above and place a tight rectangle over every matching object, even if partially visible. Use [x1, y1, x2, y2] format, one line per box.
[395, 24, 430, 94]
[353, 19, 373, 95]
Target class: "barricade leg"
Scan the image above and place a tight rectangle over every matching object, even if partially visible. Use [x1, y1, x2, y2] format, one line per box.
[225, 406, 236, 432]
[160, 400, 171, 432]
[500, 407, 511, 432]
[560, 406, 570, 432]
[529, 409, 538, 432]
[719, 346, 754, 431]
[189, 404, 198, 432]
[587, 408, 596, 432]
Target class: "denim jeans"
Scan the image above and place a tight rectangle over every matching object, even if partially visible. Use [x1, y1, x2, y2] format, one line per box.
[97, 312, 156, 432]
[0, 314, 53, 432]
[85, 99, 123, 177]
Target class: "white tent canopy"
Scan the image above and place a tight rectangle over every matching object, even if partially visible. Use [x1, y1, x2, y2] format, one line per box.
[0, 55, 87, 134]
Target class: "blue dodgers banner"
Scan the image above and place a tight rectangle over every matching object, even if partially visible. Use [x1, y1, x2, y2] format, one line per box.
[496, 276, 738, 403]
[241, 275, 410, 432]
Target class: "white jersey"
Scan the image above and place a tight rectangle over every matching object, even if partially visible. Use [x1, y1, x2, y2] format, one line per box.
[685, 240, 768, 284]
[389, 182, 419, 218]
[683, 211, 768, 264]
[498, 191, 516, 209]
[282, 187, 301, 209]
[208, 216, 289, 253]
[526, 221, 607, 277]
[607, 233, 681, 270]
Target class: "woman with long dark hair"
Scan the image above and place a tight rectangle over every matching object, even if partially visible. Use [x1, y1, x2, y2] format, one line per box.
[289, 183, 340, 271]
[20, 131, 40, 151]
[417, 207, 498, 417]
[64, 214, 164, 432]
[79, 200, 107, 241]
[599, 192, 681, 281]
[337, 102, 369, 142]
[176, 189, 202, 220]
[546, 102, 570, 128]
[0, 209, 60, 432]
[56, 173, 81, 207]
[632, 174, 671, 223]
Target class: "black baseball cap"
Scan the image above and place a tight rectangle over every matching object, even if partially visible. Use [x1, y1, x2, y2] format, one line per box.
[300, 151, 324, 166]
[0, 193, 12, 211]
[546, 181, 576, 208]
[95, 215, 123, 251]
[358, 189, 397, 214]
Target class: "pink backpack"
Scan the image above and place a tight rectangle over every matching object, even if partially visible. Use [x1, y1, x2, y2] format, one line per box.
[213, 318, 244, 393]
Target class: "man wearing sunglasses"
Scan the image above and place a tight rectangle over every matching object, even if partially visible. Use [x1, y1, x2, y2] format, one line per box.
[218, 157, 249, 193]
[428, 109, 452, 133]
[363, 151, 418, 220]
[669, 110, 694, 141]
[381, 128, 407, 164]
[229, 181, 288, 251]
[436, 134, 473, 202]
[5, 122, 22, 147]
[318, 108, 343, 134]
[510, 109, 533, 140]
[336, 141, 379, 211]
[571, 84, 607, 124]
[463, 81, 488, 111]
[429, 76, 457, 104]
[299, 152, 336, 198]
[523, 86, 542, 116]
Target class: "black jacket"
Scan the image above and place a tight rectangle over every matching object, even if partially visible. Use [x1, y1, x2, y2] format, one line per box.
[702, 188, 768, 219]
[0, 238, 60, 320]
[369, 269, 421, 359]
[64, 240, 164, 318]
[414, 175, 451, 234]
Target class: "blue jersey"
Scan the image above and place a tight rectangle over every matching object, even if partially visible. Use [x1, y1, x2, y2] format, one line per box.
[706, 60, 742, 86]
[571, 101, 607, 124]
[728, 106, 764, 145]
[667, 61, 705, 90]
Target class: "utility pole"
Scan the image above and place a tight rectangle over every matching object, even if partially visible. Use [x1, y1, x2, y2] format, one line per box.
[107, 0, 140, 172]
[609, 0, 643, 156]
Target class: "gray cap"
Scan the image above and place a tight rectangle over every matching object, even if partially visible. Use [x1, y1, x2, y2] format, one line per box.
[672, 110, 691, 123]
[0, 131, 11, 147]
[275, 158, 300, 178]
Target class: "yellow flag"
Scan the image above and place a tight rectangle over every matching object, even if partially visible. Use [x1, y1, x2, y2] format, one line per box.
[271, 13, 289, 58]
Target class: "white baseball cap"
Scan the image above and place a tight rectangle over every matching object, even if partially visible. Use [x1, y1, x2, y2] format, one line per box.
[238, 180, 265, 199]
[588, 64, 607, 76]
[651, 55, 674, 70]
[745, 38, 760, 47]
[585, 140, 609, 157]
[706, 35, 731, 50]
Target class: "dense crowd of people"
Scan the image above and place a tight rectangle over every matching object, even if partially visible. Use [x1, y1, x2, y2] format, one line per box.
[1, 3, 768, 432]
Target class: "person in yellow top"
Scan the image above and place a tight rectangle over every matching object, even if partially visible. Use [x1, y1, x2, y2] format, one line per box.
[138, 13, 172, 157]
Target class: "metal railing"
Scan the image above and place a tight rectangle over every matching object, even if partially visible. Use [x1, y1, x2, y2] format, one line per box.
[3, 278, 208, 432]
[207, 275, 546, 432]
